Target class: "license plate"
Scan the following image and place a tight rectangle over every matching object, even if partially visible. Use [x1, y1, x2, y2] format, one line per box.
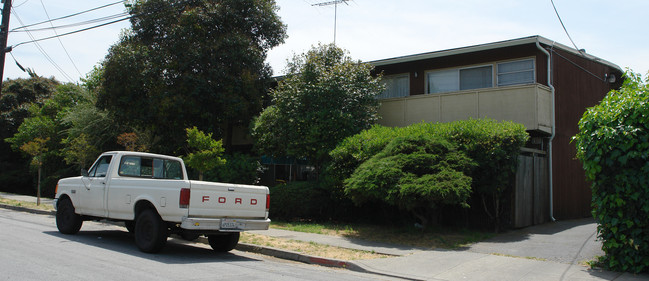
[220, 219, 245, 230]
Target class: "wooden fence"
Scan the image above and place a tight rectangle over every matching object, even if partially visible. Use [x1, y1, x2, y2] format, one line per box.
[513, 149, 550, 228]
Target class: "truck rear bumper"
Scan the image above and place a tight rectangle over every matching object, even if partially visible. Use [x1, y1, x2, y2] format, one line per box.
[180, 217, 270, 232]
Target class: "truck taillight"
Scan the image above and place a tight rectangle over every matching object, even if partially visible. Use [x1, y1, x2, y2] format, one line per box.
[55, 184, 58, 194]
[179, 188, 190, 208]
[266, 194, 270, 211]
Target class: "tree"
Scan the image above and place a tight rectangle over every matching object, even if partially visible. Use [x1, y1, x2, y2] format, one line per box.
[61, 66, 124, 153]
[573, 71, 649, 273]
[184, 127, 226, 181]
[61, 133, 99, 170]
[99, 0, 287, 153]
[251, 43, 384, 171]
[0, 76, 58, 193]
[5, 82, 88, 197]
[20, 137, 49, 205]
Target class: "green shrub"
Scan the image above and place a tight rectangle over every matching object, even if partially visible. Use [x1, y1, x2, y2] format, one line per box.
[269, 181, 333, 220]
[573, 71, 649, 273]
[204, 153, 260, 184]
[330, 119, 528, 229]
[344, 134, 475, 226]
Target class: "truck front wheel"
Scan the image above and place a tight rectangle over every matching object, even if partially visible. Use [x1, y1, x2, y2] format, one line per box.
[56, 197, 83, 234]
[134, 208, 168, 253]
[208, 232, 240, 252]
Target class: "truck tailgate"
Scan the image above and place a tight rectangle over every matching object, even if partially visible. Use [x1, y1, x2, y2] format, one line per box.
[188, 181, 268, 219]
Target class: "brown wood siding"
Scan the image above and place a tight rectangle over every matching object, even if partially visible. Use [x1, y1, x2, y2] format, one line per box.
[550, 48, 623, 219]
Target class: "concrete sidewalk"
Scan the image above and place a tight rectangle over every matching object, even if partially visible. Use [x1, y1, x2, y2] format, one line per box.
[2, 192, 647, 280]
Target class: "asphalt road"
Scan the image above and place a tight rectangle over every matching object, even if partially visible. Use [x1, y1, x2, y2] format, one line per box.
[0, 209, 394, 281]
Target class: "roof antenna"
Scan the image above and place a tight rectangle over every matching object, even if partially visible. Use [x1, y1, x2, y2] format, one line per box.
[312, 0, 349, 45]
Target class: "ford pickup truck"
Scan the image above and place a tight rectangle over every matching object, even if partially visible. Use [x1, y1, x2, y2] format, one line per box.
[54, 151, 270, 253]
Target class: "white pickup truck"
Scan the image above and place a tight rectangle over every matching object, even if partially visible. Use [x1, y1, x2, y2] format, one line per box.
[54, 151, 270, 253]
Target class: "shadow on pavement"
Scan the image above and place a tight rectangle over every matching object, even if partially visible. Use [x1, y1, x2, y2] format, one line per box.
[44, 229, 261, 265]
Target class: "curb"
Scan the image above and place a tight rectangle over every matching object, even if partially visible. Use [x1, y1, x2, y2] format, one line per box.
[0, 203, 55, 216]
[235, 242, 365, 271]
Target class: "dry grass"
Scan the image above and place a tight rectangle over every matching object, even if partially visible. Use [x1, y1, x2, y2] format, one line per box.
[240, 232, 390, 260]
[0, 197, 54, 211]
[271, 221, 493, 250]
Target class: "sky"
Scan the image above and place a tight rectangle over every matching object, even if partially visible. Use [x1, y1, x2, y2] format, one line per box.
[4, 0, 648, 84]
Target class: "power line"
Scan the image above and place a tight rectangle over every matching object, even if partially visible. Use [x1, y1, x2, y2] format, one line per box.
[11, 16, 130, 48]
[10, 0, 125, 32]
[39, 0, 82, 77]
[11, 10, 74, 82]
[550, 0, 583, 55]
[10, 13, 129, 33]
[9, 0, 192, 49]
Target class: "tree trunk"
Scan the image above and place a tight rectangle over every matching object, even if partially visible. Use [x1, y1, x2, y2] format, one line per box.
[37, 164, 41, 206]
[224, 121, 234, 154]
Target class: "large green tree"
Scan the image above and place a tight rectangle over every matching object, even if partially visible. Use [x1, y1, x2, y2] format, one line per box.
[251, 44, 384, 171]
[0, 76, 59, 194]
[99, 0, 287, 153]
[5, 81, 86, 196]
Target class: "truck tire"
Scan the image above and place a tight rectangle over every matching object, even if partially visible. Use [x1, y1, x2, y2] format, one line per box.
[208, 232, 240, 252]
[56, 197, 83, 234]
[134, 208, 168, 253]
[124, 221, 135, 234]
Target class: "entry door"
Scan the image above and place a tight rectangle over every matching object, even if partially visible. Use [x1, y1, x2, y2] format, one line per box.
[78, 155, 112, 217]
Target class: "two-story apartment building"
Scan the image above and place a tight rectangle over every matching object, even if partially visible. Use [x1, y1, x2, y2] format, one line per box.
[371, 35, 623, 221]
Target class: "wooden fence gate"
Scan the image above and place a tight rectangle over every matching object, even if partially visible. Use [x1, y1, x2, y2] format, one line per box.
[513, 150, 550, 228]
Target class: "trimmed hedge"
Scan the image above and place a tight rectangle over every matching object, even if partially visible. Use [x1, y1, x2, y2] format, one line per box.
[343, 134, 475, 226]
[330, 119, 528, 229]
[573, 71, 649, 273]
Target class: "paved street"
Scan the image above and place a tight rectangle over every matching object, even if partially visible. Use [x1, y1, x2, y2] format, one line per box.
[0, 209, 395, 281]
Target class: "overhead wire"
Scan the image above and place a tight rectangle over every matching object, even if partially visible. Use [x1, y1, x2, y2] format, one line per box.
[550, 0, 583, 55]
[10, 0, 193, 49]
[39, 0, 82, 77]
[10, 13, 129, 33]
[11, 10, 74, 82]
[10, 0, 125, 32]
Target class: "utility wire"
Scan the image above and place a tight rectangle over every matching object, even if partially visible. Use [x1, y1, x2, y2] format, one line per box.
[39, 0, 82, 77]
[10, 0, 193, 49]
[10, 0, 124, 32]
[10, 13, 129, 33]
[550, 0, 583, 55]
[11, 16, 130, 48]
[11, 10, 74, 82]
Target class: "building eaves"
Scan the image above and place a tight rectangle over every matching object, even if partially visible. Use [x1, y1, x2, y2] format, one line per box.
[369, 35, 622, 72]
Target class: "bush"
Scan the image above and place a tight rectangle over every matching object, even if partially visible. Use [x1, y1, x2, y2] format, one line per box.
[330, 119, 528, 229]
[343, 134, 475, 226]
[204, 153, 260, 184]
[269, 181, 336, 221]
[573, 71, 649, 273]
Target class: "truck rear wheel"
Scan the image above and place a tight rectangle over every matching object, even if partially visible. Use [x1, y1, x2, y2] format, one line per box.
[208, 232, 240, 252]
[134, 208, 168, 253]
[56, 197, 83, 234]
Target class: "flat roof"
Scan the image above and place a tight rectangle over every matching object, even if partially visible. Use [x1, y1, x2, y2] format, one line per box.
[370, 35, 622, 72]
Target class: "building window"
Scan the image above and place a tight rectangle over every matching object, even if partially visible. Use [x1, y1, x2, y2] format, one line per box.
[378, 74, 409, 99]
[427, 65, 493, 94]
[497, 59, 535, 86]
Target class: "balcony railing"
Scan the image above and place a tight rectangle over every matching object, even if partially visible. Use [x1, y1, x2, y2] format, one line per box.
[377, 83, 552, 134]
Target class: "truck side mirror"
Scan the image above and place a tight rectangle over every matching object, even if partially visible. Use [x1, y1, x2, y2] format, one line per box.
[81, 169, 89, 177]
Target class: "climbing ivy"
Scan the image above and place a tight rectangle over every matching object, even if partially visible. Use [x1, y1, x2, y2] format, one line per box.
[573, 71, 649, 273]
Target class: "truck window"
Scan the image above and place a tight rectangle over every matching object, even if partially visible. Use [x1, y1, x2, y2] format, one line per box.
[119, 155, 183, 180]
[87, 156, 112, 177]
